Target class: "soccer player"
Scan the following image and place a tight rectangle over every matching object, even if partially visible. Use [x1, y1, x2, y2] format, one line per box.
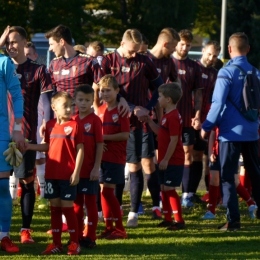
[73, 84, 103, 248]
[172, 29, 203, 207]
[146, 83, 185, 230]
[96, 75, 129, 239]
[73, 44, 86, 54]
[188, 41, 221, 203]
[95, 29, 164, 227]
[24, 42, 38, 61]
[2, 25, 53, 243]
[26, 91, 84, 255]
[0, 45, 24, 253]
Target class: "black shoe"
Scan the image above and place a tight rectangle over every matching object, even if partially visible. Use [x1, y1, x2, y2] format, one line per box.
[157, 220, 173, 227]
[190, 194, 204, 204]
[79, 237, 96, 249]
[151, 209, 162, 220]
[218, 221, 241, 231]
[167, 222, 185, 231]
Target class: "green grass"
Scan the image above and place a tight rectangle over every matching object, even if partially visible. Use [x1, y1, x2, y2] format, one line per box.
[1, 192, 260, 259]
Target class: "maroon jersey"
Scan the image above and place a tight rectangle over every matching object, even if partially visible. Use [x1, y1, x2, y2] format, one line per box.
[104, 50, 160, 128]
[172, 57, 202, 127]
[73, 113, 103, 178]
[158, 109, 184, 165]
[196, 60, 218, 123]
[10, 59, 53, 141]
[44, 118, 84, 180]
[49, 52, 103, 114]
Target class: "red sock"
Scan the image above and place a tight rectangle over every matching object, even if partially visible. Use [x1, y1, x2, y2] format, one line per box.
[50, 206, 62, 246]
[208, 185, 219, 214]
[84, 194, 98, 241]
[236, 183, 255, 207]
[239, 174, 246, 187]
[165, 189, 184, 223]
[73, 194, 84, 240]
[62, 207, 79, 243]
[161, 191, 172, 222]
[102, 187, 125, 232]
[101, 190, 114, 230]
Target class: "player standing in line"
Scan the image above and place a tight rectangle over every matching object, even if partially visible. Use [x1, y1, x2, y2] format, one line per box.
[24, 42, 38, 61]
[172, 29, 203, 207]
[1, 25, 53, 243]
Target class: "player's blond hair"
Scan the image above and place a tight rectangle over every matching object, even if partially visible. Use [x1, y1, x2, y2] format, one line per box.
[89, 41, 104, 53]
[99, 74, 119, 90]
[159, 83, 182, 104]
[51, 91, 72, 105]
[122, 29, 142, 44]
[158, 28, 180, 43]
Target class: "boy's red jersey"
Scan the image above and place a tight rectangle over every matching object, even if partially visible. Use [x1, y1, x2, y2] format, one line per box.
[44, 118, 84, 180]
[73, 113, 103, 178]
[158, 109, 184, 165]
[97, 103, 130, 164]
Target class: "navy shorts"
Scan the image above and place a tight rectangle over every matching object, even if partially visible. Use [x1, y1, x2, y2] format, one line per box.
[142, 130, 155, 159]
[100, 161, 125, 184]
[209, 155, 220, 171]
[194, 129, 207, 151]
[77, 178, 99, 195]
[182, 127, 195, 146]
[158, 165, 184, 187]
[44, 179, 77, 201]
[126, 128, 143, 163]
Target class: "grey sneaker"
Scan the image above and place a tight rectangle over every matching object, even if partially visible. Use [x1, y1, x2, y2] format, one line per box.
[126, 216, 138, 227]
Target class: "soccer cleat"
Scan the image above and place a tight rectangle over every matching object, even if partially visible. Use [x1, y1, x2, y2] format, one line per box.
[167, 222, 185, 231]
[105, 229, 128, 240]
[151, 208, 162, 220]
[201, 211, 216, 220]
[218, 221, 241, 231]
[126, 216, 138, 227]
[38, 198, 48, 209]
[82, 224, 88, 237]
[157, 220, 173, 227]
[0, 236, 19, 253]
[79, 237, 96, 249]
[20, 229, 34, 244]
[97, 228, 115, 239]
[47, 223, 68, 234]
[201, 192, 209, 203]
[138, 202, 145, 215]
[190, 194, 204, 204]
[248, 204, 258, 219]
[41, 243, 63, 255]
[181, 197, 195, 207]
[67, 241, 81, 255]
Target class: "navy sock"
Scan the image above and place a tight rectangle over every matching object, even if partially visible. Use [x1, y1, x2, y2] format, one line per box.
[188, 161, 203, 193]
[146, 170, 160, 207]
[130, 169, 144, 213]
[97, 185, 102, 212]
[115, 182, 125, 206]
[20, 181, 35, 229]
[182, 166, 190, 193]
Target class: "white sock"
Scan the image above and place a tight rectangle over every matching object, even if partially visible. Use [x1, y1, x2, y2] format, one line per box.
[128, 212, 138, 218]
[36, 163, 45, 198]
[0, 232, 9, 240]
[62, 214, 67, 224]
[9, 174, 19, 199]
[124, 164, 130, 192]
[182, 192, 189, 199]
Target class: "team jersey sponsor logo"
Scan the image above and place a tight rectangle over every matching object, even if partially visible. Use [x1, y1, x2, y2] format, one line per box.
[112, 114, 119, 122]
[132, 62, 140, 71]
[64, 126, 73, 135]
[121, 66, 130, 73]
[84, 123, 91, 132]
[178, 69, 186, 75]
[61, 69, 70, 75]
[162, 118, 166, 125]
[157, 68, 162, 73]
[53, 71, 59, 75]
[202, 73, 208, 79]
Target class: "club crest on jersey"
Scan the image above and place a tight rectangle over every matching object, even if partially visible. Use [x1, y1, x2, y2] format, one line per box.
[163, 65, 168, 75]
[64, 126, 73, 135]
[72, 66, 78, 77]
[202, 73, 208, 79]
[157, 68, 161, 73]
[178, 69, 186, 75]
[53, 71, 59, 75]
[112, 114, 119, 122]
[24, 72, 31, 81]
[132, 62, 140, 71]
[122, 66, 130, 73]
[188, 67, 194, 75]
[111, 67, 119, 71]
[162, 118, 166, 125]
[84, 123, 91, 132]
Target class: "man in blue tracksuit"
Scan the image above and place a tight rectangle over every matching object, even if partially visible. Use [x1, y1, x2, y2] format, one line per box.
[0, 52, 25, 252]
[201, 32, 260, 230]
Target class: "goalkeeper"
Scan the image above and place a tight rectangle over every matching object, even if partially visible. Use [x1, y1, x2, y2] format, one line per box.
[0, 52, 25, 253]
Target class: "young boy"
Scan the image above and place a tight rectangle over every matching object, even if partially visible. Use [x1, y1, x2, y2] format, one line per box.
[146, 83, 185, 230]
[96, 74, 130, 239]
[26, 92, 84, 255]
[72, 85, 103, 248]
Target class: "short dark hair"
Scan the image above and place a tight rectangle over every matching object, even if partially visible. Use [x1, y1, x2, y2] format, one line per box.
[205, 40, 221, 53]
[51, 91, 72, 105]
[229, 32, 249, 53]
[141, 34, 149, 45]
[45, 24, 73, 45]
[99, 74, 119, 90]
[179, 29, 193, 42]
[159, 83, 182, 104]
[213, 58, 224, 71]
[25, 41, 36, 52]
[9, 26, 27, 39]
[75, 84, 94, 97]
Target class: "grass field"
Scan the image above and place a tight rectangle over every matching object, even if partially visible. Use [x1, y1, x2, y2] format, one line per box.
[1, 192, 260, 260]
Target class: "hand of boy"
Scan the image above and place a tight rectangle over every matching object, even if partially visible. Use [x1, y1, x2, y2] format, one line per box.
[210, 153, 216, 163]
[191, 117, 201, 130]
[70, 172, 79, 186]
[90, 168, 100, 181]
[159, 159, 168, 171]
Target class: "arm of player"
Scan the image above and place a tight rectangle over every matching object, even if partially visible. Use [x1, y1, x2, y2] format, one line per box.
[159, 136, 178, 171]
[70, 143, 84, 186]
[208, 130, 216, 163]
[0, 25, 10, 47]
[191, 89, 202, 130]
[89, 142, 103, 181]
[103, 132, 129, 142]
[155, 102, 163, 123]
[93, 82, 101, 113]
[146, 117, 160, 135]
[26, 143, 49, 152]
